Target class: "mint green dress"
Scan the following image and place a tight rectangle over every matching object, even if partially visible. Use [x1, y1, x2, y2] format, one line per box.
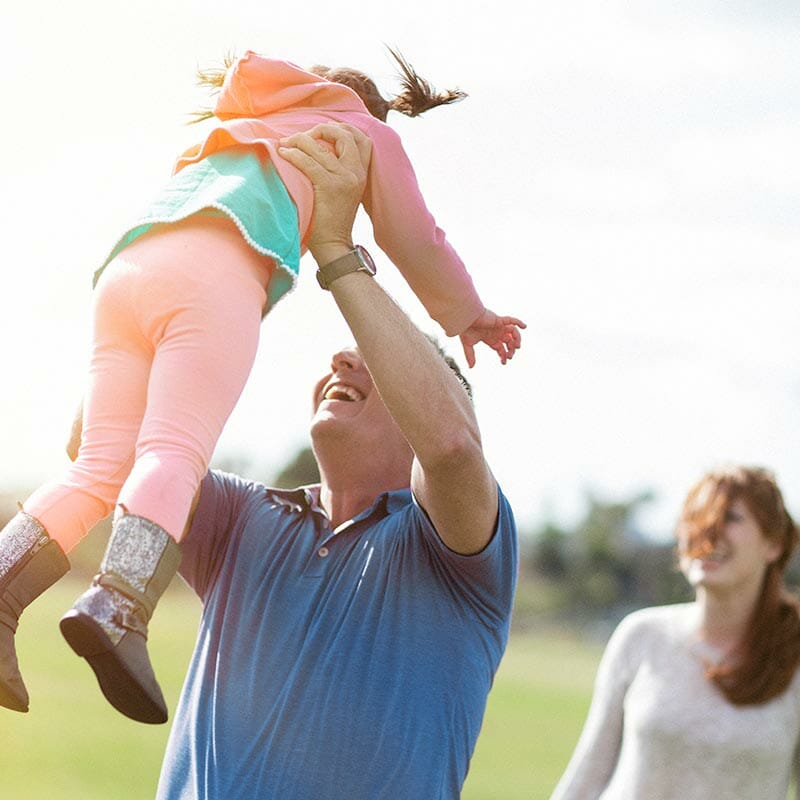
[96, 145, 301, 313]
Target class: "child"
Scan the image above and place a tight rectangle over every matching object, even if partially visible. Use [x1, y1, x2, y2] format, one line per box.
[0, 49, 524, 724]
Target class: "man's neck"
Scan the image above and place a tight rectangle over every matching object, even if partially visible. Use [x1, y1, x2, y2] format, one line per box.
[317, 465, 411, 529]
[311, 430, 414, 528]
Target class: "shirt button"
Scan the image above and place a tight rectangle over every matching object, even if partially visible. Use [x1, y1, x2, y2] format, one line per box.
[318, 546, 330, 558]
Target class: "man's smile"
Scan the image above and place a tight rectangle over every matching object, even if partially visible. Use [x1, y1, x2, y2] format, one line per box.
[321, 381, 365, 402]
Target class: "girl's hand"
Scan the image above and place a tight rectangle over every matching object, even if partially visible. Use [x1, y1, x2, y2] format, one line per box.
[459, 309, 526, 368]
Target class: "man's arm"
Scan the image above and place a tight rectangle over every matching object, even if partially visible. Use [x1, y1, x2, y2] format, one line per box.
[279, 124, 498, 554]
[332, 271, 498, 555]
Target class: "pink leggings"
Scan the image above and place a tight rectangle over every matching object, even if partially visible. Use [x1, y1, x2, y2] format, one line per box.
[24, 216, 273, 551]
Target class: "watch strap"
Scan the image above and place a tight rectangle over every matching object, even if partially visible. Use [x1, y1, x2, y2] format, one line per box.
[316, 246, 375, 290]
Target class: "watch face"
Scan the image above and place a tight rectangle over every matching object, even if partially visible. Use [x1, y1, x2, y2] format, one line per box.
[355, 245, 376, 274]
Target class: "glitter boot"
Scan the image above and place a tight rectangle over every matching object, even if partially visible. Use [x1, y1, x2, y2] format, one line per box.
[0, 512, 69, 712]
[60, 513, 181, 724]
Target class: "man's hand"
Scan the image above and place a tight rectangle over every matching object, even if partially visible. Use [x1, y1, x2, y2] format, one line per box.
[278, 123, 372, 267]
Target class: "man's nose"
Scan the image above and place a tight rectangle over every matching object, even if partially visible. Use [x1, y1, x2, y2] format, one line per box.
[330, 348, 362, 373]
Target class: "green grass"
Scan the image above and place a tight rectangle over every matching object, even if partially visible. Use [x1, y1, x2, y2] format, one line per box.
[1, 579, 600, 799]
[2, 578, 201, 799]
[463, 631, 601, 799]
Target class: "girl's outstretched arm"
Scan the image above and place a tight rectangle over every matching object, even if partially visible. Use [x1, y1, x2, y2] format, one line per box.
[459, 309, 526, 368]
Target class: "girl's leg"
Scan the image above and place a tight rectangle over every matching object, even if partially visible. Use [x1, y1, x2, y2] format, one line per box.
[2, 252, 154, 712]
[23, 258, 153, 552]
[25, 216, 272, 548]
[116, 215, 272, 540]
[61, 216, 272, 723]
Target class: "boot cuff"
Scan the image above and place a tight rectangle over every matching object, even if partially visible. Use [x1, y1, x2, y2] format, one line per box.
[0, 513, 48, 581]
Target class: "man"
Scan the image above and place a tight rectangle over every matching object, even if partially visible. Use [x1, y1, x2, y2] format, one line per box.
[156, 124, 518, 799]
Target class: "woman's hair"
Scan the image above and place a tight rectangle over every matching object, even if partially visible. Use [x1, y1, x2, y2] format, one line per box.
[677, 465, 800, 704]
[191, 48, 466, 124]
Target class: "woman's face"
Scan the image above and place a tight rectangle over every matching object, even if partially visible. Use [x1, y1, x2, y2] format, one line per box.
[678, 498, 782, 592]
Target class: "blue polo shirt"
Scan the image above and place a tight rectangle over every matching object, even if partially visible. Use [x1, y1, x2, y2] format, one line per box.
[157, 470, 517, 800]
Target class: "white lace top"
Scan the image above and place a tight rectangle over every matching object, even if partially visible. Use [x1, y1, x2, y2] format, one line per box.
[551, 603, 800, 800]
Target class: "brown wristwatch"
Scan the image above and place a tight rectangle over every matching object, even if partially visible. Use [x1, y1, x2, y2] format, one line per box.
[316, 246, 377, 290]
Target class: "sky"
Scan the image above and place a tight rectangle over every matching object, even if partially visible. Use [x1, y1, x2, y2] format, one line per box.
[0, 0, 797, 540]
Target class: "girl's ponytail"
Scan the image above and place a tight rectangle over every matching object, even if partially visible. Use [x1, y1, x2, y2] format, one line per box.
[189, 53, 236, 124]
[386, 48, 467, 118]
[312, 49, 465, 122]
[189, 49, 467, 125]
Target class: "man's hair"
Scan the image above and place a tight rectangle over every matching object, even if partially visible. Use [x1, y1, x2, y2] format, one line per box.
[425, 335, 472, 400]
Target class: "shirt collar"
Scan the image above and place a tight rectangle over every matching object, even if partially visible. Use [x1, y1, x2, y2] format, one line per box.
[264, 485, 412, 522]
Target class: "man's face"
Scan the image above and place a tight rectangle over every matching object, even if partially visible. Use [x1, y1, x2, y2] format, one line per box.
[310, 346, 410, 460]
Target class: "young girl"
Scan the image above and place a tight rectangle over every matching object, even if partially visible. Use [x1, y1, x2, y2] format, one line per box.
[0, 49, 524, 724]
[552, 466, 800, 800]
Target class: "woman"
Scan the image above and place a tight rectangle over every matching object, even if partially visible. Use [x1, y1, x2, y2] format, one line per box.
[552, 465, 800, 800]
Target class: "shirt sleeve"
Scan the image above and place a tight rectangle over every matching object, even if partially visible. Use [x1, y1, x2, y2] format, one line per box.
[550, 612, 644, 799]
[178, 470, 265, 599]
[411, 485, 518, 632]
[362, 124, 485, 336]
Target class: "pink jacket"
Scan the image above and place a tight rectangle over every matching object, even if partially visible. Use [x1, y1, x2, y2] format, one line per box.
[175, 51, 483, 336]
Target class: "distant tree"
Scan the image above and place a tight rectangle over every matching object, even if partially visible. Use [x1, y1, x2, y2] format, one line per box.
[521, 488, 693, 622]
[629, 542, 690, 608]
[210, 453, 258, 479]
[530, 522, 570, 579]
[272, 445, 320, 488]
[559, 490, 651, 612]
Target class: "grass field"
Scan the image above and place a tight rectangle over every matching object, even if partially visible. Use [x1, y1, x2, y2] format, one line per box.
[1, 578, 602, 799]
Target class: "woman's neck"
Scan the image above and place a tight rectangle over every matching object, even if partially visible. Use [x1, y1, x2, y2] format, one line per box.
[694, 582, 760, 652]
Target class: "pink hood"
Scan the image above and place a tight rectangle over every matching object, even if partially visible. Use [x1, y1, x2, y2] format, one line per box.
[213, 52, 367, 119]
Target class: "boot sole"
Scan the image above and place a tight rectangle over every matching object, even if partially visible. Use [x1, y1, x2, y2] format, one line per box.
[59, 611, 168, 724]
[0, 682, 28, 712]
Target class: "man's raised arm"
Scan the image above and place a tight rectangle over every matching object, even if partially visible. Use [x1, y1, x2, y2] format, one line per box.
[279, 124, 498, 554]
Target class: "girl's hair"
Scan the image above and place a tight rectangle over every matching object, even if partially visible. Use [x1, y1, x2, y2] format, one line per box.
[309, 48, 466, 122]
[191, 48, 466, 124]
[191, 53, 236, 124]
[677, 465, 800, 705]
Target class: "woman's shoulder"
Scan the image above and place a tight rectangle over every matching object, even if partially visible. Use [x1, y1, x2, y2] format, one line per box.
[611, 603, 695, 647]
[595, 604, 695, 676]
[619, 601, 693, 628]
[592, 605, 689, 677]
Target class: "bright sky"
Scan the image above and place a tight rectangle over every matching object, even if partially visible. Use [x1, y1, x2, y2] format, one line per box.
[0, 0, 797, 538]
